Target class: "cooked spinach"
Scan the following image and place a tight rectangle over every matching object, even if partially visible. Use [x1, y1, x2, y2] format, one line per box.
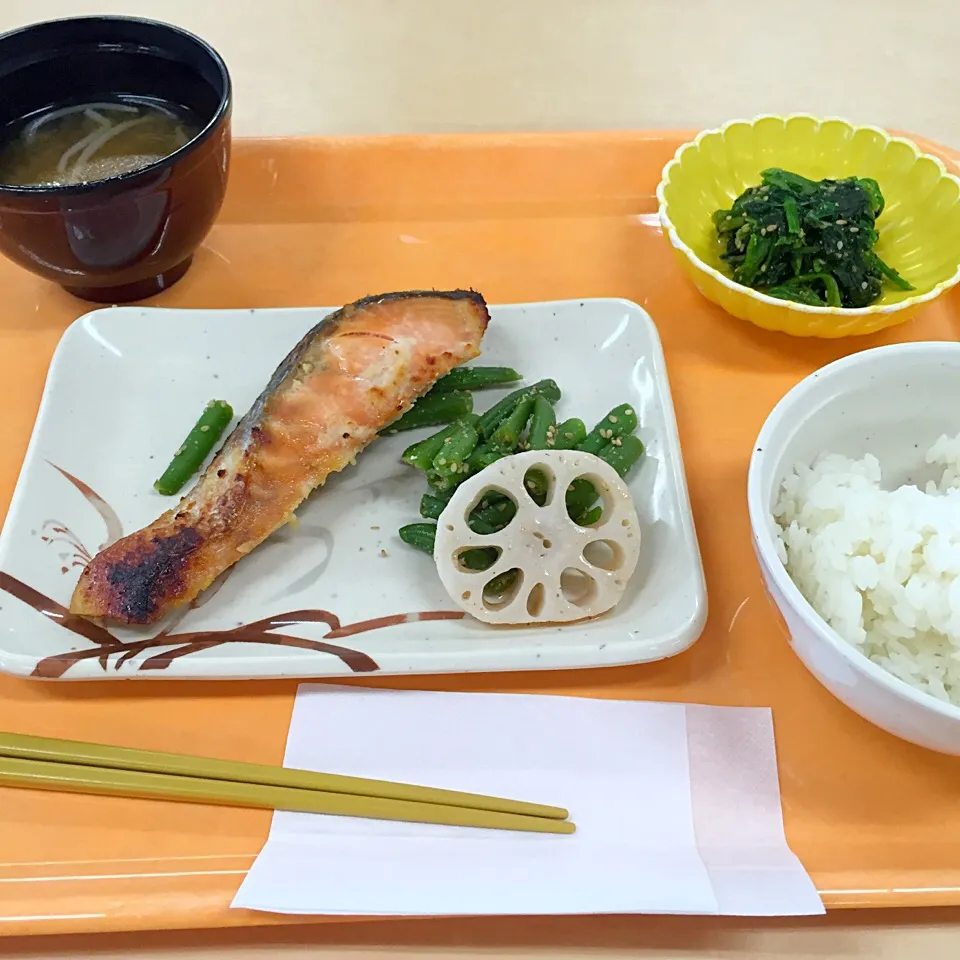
[713, 168, 913, 308]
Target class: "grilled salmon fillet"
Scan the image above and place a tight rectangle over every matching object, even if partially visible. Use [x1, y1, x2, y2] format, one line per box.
[70, 290, 491, 625]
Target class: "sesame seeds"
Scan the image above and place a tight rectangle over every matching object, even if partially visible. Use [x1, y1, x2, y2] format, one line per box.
[861, 281, 869, 290]
[837, 241, 843, 250]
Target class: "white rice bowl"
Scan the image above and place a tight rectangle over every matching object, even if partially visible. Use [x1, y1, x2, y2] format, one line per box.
[773, 433, 960, 706]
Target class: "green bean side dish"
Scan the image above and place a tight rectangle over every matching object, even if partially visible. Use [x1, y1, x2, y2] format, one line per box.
[713, 168, 913, 308]
[397, 378, 645, 582]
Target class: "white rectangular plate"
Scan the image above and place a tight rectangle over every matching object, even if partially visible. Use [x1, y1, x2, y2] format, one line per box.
[0, 299, 706, 680]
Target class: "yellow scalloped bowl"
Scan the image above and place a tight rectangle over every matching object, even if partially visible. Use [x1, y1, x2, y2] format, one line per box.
[657, 115, 960, 338]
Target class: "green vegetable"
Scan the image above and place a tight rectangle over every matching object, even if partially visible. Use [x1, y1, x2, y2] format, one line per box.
[767, 272, 843, 307]
[868, 250, 913, 291]
[468, 495, 516, 533]
[398, 520, 496, 569]
[429, 418, 480, 485]
[429, 366, 522, 394]
[527, 396, 557, 450]
[408, 378, 554, 492]
[420, 491, 453, 520]
[462, 548, 500, 571]
[490, 398, 534, 454]
[783, 195, 800, 234]
[521, 396, 555, 504]
[598, 434, 645, 476]
[567, 431, 646, 524]
[398, 522, 438, 554]
[383, 390, 473, 435]
[553, 417, 586, 450]
[713, 167, 914, 309]
[401, 415, 479, 471]
[578, 404, 639, 455]
[154, 399, 233, 497]
[398, 383, 647, 565]
[523, 473, 548, 506]
[489, 395, 535, 452]
[465, 443, 502, 474]
[565, 479, 597, 524]
[763, 280, 826, 307]
[521, 398, 558, 505]
[857, 176, 885, 216]
[576, 504, 603, 526]
[483, 569, 519, 598]
[477, 379, 561, 440]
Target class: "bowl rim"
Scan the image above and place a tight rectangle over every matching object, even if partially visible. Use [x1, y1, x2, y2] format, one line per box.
[0, 14, 231, 197]
[746, 340, 960, 723]
[656, 113, 960, 317]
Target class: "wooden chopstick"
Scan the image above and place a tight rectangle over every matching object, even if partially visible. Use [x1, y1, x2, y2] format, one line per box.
[0, 732, 574, 834]
[0, 756, 575, 834]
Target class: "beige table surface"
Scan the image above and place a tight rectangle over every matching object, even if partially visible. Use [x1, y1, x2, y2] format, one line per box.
[1, 0, 959, 957]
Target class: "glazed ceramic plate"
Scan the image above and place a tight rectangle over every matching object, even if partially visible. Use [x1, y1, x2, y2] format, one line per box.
[0, 299, 706, 680]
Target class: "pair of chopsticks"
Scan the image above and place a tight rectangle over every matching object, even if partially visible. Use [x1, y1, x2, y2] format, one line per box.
[0, 731, 575, 835]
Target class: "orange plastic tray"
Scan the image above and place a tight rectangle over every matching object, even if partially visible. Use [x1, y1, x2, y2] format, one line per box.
[2, 131, 960, 937]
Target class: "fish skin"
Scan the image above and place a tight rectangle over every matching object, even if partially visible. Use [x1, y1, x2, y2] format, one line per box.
[70, 290, 490, 625]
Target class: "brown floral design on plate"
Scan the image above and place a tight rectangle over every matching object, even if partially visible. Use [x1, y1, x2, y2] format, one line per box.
[1, 463, 464, 679]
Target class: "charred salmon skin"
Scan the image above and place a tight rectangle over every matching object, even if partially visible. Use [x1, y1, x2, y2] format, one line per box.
[70, 290, 491, 624]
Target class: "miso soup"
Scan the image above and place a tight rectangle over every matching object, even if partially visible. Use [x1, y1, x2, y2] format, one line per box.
[0, 97, 201, 187]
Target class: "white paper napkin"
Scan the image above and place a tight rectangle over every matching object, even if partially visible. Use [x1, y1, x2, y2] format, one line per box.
[232, 687, 823, 917]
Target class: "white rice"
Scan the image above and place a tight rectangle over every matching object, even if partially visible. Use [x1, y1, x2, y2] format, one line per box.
[773, 433, 960, 706]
